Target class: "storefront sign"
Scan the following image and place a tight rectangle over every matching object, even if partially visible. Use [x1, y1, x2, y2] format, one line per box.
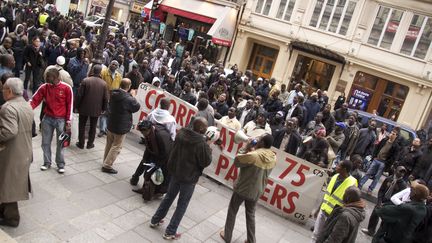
[134, 84, 327, 224]
[131, 1, 146, 14]
[348, 88, 371, 110]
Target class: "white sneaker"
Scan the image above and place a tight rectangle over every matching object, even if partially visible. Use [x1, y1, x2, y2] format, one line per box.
[57, 168, 65, 174]
[40, 164, 51, 171]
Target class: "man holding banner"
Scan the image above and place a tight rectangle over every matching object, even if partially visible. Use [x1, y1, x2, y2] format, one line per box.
[220, 134, 276, 243]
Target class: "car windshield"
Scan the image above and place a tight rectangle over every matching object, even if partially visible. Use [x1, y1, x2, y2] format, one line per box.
[85, 16, 99, 22]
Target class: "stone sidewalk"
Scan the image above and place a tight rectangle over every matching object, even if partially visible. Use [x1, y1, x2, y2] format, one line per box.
[1, 118, 377, 243]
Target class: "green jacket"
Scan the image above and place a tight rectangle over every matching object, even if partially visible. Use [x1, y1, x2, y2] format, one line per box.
[373, 201, 427, 243]
[234, 148, 276, 201]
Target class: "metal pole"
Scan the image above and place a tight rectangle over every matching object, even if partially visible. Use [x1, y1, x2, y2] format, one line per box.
[92, 0, 115, 64]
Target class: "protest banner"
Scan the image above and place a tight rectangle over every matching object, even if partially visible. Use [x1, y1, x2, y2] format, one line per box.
[135, 84, 327, 224]
[133, 82, 198, 127]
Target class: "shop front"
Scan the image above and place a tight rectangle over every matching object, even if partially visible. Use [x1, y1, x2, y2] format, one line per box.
[348, 71, 409, 120]
[145, 0, 238, 64]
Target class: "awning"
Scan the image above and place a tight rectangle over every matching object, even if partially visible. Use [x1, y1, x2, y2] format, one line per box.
[159, 0, 218, 24]
[291, 41, 345, 64]
[207, 7, 237, 47]
[157, 0, 237, 46]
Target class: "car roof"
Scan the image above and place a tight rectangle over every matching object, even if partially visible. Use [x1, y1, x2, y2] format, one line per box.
[348, 109, 415, 131]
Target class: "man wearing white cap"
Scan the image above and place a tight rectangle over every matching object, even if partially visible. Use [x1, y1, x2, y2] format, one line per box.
[44, 56, 73, 88]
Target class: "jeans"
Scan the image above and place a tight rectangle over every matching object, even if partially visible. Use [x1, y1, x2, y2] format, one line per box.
[99, 113, 108, 134]
[151, 177, 195, 235]
[224, 192, 257, 243]
[359, 159, 385, 192]
[102, 131, 126, 169]
[41, 116, 65, 168]
[311, 210, 328, 243]
[78, 115, 98, 146]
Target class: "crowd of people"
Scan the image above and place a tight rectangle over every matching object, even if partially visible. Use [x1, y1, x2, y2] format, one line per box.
[0, 1, 431, 243]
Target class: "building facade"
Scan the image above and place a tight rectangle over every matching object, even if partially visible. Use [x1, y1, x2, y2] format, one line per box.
[227, 0, 432, 130]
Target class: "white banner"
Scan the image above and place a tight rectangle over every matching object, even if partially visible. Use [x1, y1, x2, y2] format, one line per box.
[135, 83, 327, 224]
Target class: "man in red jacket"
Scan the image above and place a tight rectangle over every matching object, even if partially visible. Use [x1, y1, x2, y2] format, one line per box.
[30, 68, 73, 173]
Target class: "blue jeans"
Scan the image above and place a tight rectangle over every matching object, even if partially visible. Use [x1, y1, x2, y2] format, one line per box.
[359, 159, 385, 192]
[41, 116, 65, 168]
[151, 177, 195, 235]
[99, 114, 108, 133]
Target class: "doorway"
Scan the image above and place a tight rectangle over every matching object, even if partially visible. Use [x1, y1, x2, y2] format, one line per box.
[247, 43, 279, 80]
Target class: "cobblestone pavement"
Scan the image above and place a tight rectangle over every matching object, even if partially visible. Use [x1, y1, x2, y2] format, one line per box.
[0, 113, 377, 243]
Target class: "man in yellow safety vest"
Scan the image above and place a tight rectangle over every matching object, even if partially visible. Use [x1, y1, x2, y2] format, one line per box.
[311, 160, 358, 243]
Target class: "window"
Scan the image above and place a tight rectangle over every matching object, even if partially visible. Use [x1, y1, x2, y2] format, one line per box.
[309, 0, 358, 36]
[255, 0, 273, 16]
[367, 6, 404, 50]
[400, 15, 432, 59]
[276, 0, 296, 21]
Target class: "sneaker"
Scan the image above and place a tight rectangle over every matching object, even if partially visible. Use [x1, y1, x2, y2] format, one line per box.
[40, 164, 51, 171]
[57, 168, 65, 174]
[97, 132, 105, 138]
[162, 233, 181, 240]
[149, 219, 164, 228]
[101, 167, 118, 174]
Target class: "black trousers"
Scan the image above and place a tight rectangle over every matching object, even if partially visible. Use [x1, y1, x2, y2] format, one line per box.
[78, 115, 98, 146]
[0, 202, 20, 226]
[24, 66, 42, 94]
[367, 205, 380, 234]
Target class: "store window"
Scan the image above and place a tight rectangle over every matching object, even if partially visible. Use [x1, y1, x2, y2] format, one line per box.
[248, 44, 279, 80]
[291, 54, 336, 94]
[348, 72, 409, 120]
[367, 6, 404, 50]
[255, 0, 273, 16]
[276, 0, 296, 21]
[400, 15, 432, 59]
[309, 0, 357, 36]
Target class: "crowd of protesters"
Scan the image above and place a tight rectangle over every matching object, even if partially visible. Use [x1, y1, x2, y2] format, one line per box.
[0, 1, 431, 242]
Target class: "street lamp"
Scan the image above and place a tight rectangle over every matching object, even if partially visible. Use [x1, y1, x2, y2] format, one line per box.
[92, 0, 116, 64]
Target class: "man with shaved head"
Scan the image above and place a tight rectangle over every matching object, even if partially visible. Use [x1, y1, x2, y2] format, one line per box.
[101, 78, 140, 174]
[150, 117, 212, 240]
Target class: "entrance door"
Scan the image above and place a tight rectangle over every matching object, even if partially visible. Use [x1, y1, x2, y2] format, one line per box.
[248, 44, 278, 79]
[291, 54, 336, 95]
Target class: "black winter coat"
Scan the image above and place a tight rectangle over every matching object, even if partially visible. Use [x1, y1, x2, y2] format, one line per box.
[272, 128, 302, 155]
[167, 128, 212, 183]
[107, 89, 140, 134]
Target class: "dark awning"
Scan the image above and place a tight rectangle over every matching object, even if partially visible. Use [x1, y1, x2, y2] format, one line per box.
[291, 41, 345, 64]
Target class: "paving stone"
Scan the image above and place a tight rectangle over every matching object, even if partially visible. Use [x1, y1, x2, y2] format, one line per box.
[133, 223, 167, 242]
[69, 161, 101, 173]
[112, 209, 150, 231]
[14, 229, 60, 243]
[69, 209, 111, 231]
[115, 195, 144, 212]
[94, 222, 125, 240]
[57, 172, 104, 192]
[66, 230, 105, 243]
[107, 230, 150, 243]
[50, 222, 81, 241]
[19, 185, 54, 208]
[68, 187, 118, 211]
[88, 169, 118, 184]
[100, 205, 127, 219]
[187, 220, 220, 241]
[20, 198, 83, 226]
[101, 181, 136, 200]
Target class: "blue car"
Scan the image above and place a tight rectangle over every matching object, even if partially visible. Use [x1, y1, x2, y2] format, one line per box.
[348, 109, 417, 146]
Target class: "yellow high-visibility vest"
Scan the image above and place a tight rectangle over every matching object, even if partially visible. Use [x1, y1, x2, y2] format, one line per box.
[320, 174, 358, 215]
[39, 13, 49, 27]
